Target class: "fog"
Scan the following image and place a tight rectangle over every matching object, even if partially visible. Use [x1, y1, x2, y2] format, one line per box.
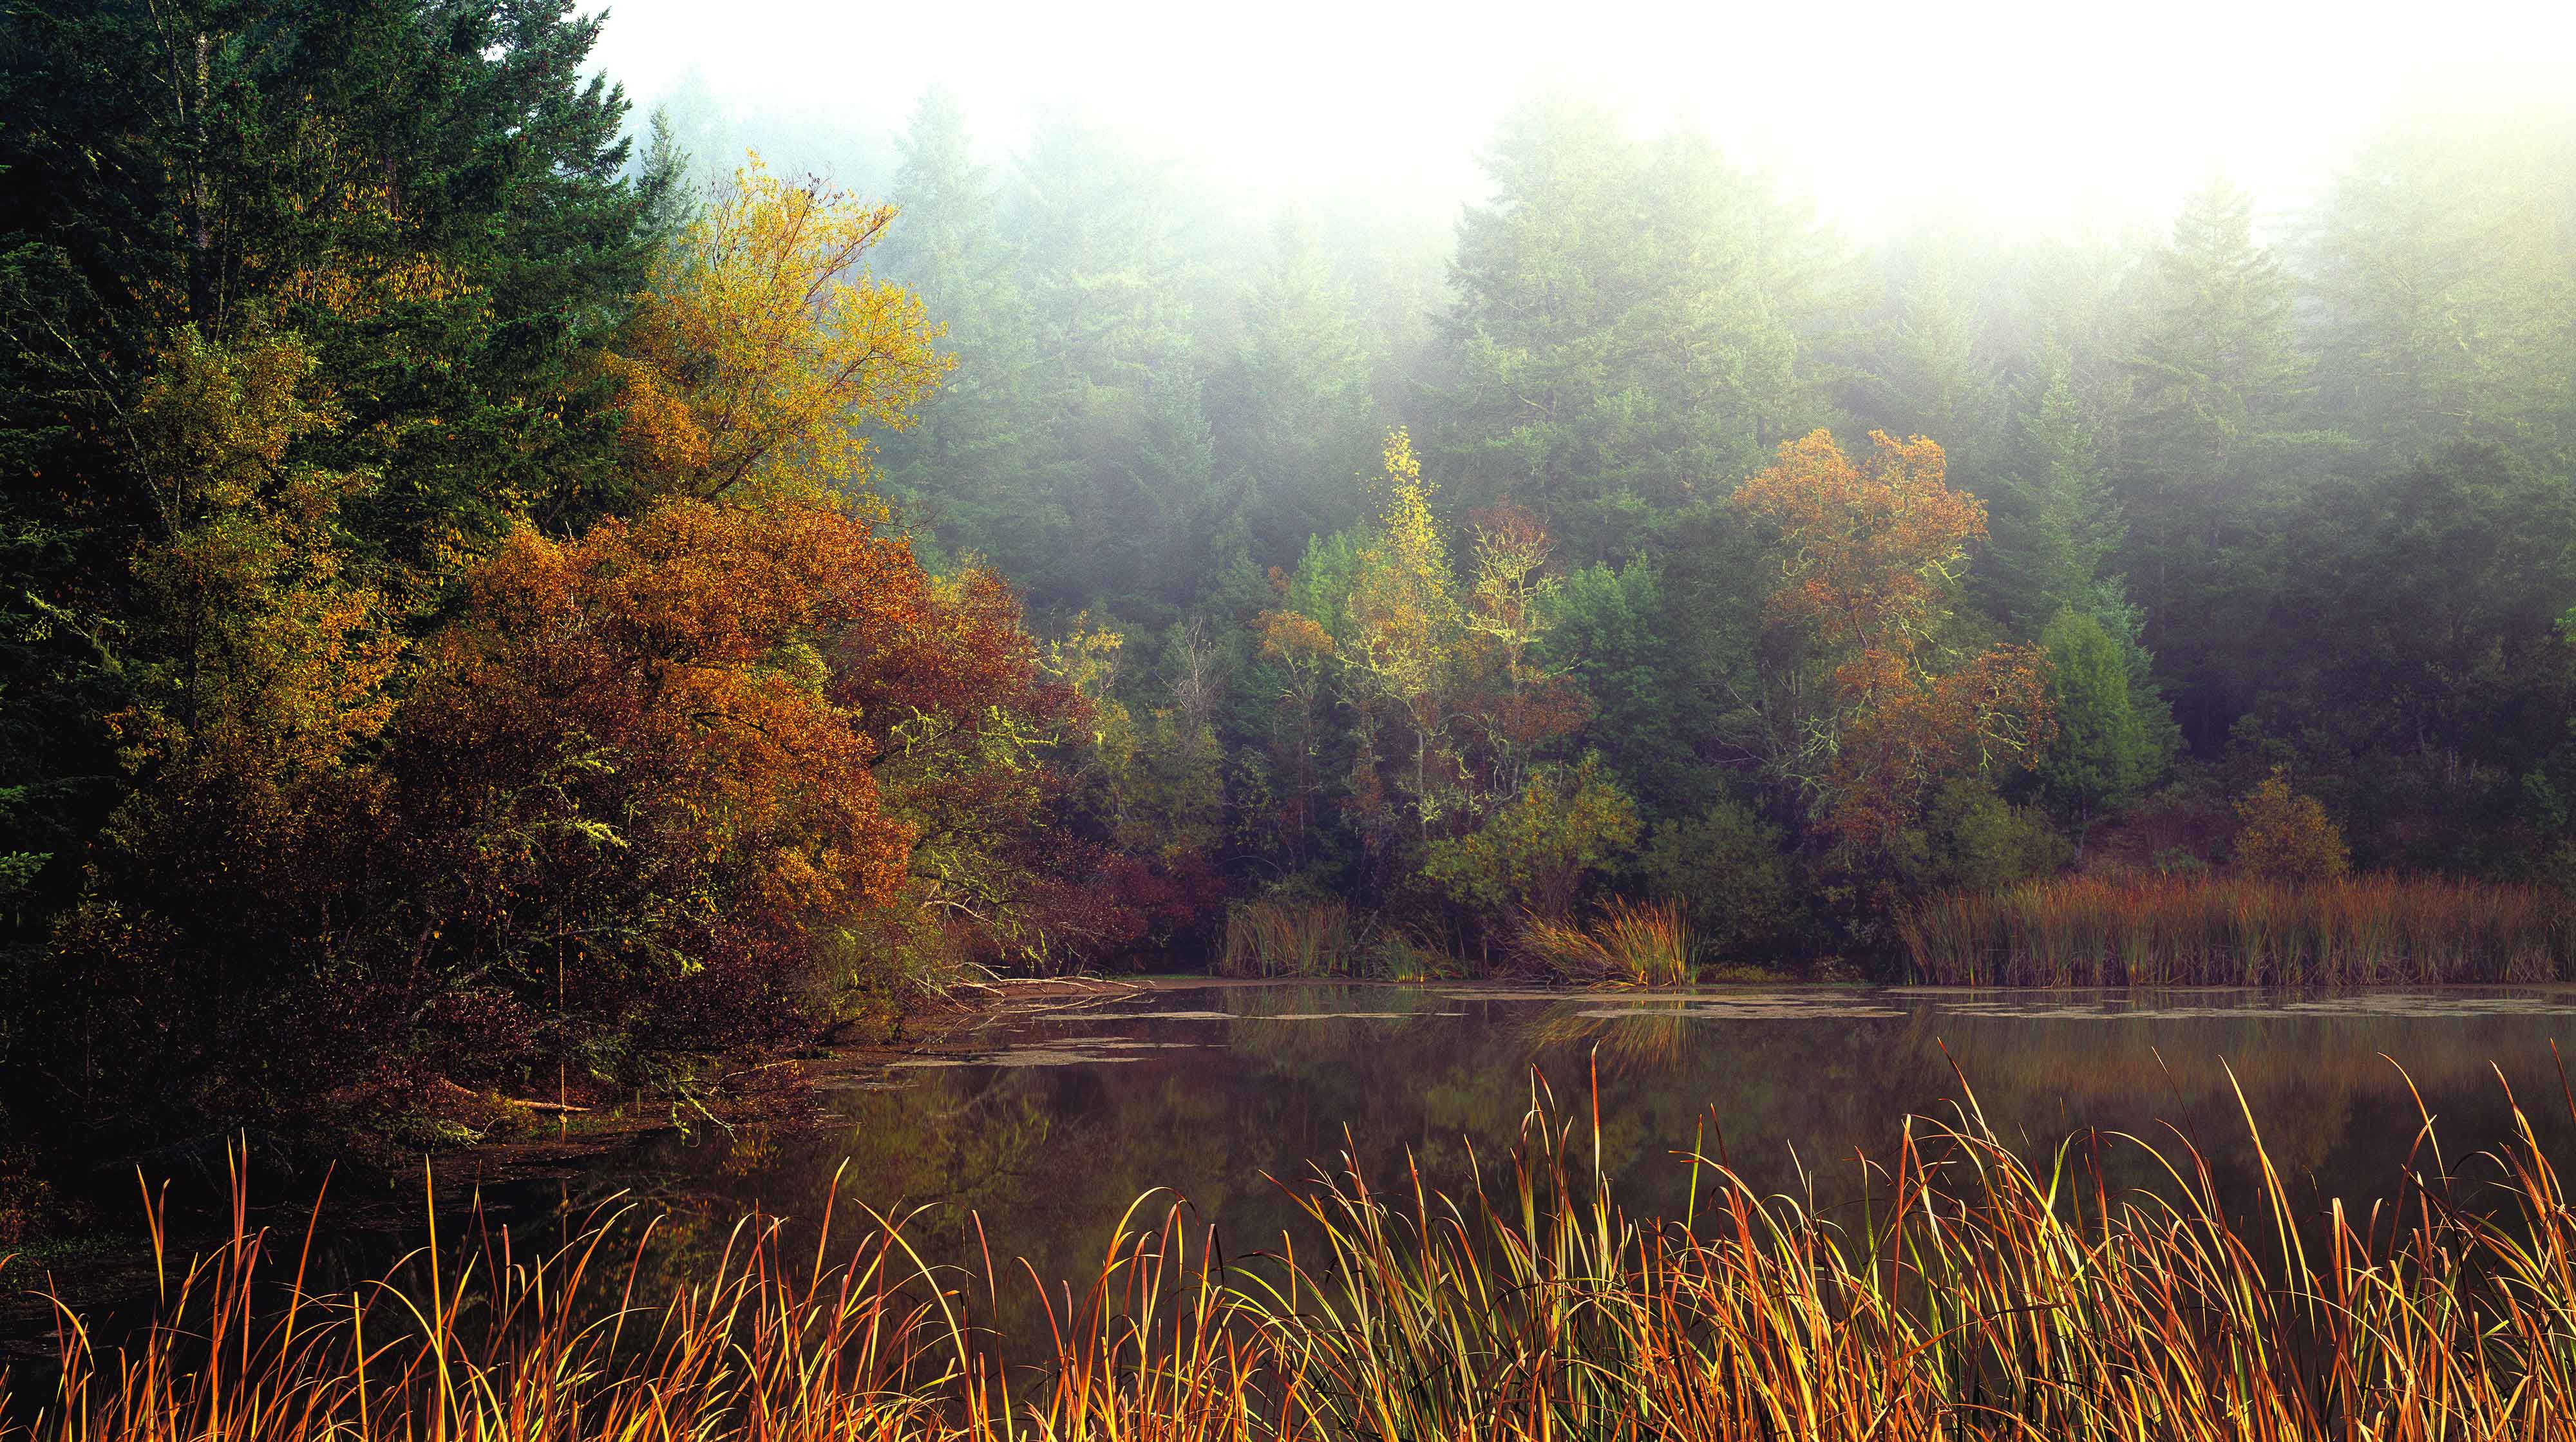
[587, 0, 2574, 231]
[14, 0, 2576, 1260]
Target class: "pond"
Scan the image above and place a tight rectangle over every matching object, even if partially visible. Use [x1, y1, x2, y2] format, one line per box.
[495, 981, 2576, 1327]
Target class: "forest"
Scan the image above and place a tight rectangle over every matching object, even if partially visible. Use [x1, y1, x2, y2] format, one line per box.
[3, 0, 2575, 1188]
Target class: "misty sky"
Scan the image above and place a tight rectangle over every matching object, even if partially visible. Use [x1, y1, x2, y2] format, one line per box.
[586, 0, 2574, 231]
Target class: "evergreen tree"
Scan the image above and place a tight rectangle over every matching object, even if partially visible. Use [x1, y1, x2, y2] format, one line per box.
[1005, 108, 1208, 615]
[1853, 261, 2003, 475]
[1439, 93, 1817, 558]
[2114, 173, 2311, 743]
[2304, 95, 2576, 474]
[0, 0, 658, 955]
[1983, 341, 2122, 631]
[2037, 609, 2166, 847]
[871, 88, 1063, 581]
[1205, 213, 1380, 571]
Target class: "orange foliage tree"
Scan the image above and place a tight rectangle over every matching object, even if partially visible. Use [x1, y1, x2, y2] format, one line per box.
[365, 151, 1090, 1054]
[383, 501, 920, 1046]
[832, 565, 1133, 971]
[1731, 430, 2054, 854]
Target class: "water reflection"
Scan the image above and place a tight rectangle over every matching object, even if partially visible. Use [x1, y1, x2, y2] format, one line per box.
[536, 983, 2576, 1344]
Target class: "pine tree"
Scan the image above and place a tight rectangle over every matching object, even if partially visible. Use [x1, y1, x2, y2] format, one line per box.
[1855, 261, 2003, 474]
[1005, 107, 1208, 615]
[1206, 213, 1380, 570]
[2037, 609, 2165, 848]
[2304, 95, 2576, 473]
[871, 88, 1063, 582]
[0, 0, 658, 954]
[1439, 93, 1817, 556]
[1984, 341, 2121, 631]
[2114, 173, 2310, 742]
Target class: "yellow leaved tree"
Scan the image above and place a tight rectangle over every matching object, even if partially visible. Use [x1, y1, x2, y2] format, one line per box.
[2234, 769, 2351, 880]
[609, 153, 952, 505]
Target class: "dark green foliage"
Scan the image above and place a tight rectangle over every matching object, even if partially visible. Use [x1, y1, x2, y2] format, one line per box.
[1982, 343, 2121, 631]
[2248, 444, 2576, 868]
[1437, 90, 1824, 558]
[872, 87, 1061, 578]
[9, 28, 2576, 1188]
[1535, 559, 1711, 819]
[1638, 799, 1796, 960]
[2112, 173, 2320, 743]
[0, 0, 660, 969]
[1204, 214, 1381, 571]
[2304, 95, 2576, 475]
[1891, 779, 2072, 898]
[861, 79, 2576, 970]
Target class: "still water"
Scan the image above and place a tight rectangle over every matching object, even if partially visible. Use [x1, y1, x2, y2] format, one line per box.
[533, 982, 2576, 1308]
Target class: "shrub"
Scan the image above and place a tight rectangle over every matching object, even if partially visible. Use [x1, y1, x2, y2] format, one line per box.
[1890, 777, 2071, 896]
[1423, 758, 1640, 920]
[2233, 768, 2351, 880]
[1638, 800, 1795, 960]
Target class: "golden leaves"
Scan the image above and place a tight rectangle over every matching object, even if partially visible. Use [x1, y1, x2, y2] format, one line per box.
[1256, 610, 1334, 665]
[1734, 428, 2049, 853]
[1732, 428, 1985, 656]
[2235, 770, 2351, 880]
[608, 153, 954, 505]
[124, 328, 399, 782]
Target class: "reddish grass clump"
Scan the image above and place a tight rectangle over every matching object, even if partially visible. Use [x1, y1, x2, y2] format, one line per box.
[1899, 871, 2572, 985]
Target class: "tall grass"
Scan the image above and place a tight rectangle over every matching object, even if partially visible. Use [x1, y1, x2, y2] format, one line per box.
[1901, 871, 2575, 985]
[1517, 898, 1695, 985]
[1217, 898, 1362, 978]
[18, 1072, 2576, 1439]
[25, 1076, 2576, 1432]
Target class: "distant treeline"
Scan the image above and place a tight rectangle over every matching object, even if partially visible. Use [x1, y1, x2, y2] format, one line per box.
[2, 0, 2573, 1172]
[844, 81, 2576, 963]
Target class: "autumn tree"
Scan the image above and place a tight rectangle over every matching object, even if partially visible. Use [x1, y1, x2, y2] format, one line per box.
[1730, 430, 2054, 858]
[24, 329, 404, 1137]
[2233, 769, 2351, 880]
[0, 0, 664, 991]
[1340, 428, 1466, 853]
[383, 501, 918, 1045]
[1423, 757, 1639, 920]
[608, 153, 949, 507]
[1245, 604, 1338, 869]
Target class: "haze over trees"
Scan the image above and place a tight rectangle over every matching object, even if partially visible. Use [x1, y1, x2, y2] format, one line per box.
[3, 0, 2574, 1158]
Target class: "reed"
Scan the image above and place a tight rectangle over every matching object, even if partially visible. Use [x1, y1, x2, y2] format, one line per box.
[1217, 898, 1362, 978]
[1517, 898, 1696, 985]
[1900, 871, 2574, 985]
[14, 1071, 2576, 1439]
